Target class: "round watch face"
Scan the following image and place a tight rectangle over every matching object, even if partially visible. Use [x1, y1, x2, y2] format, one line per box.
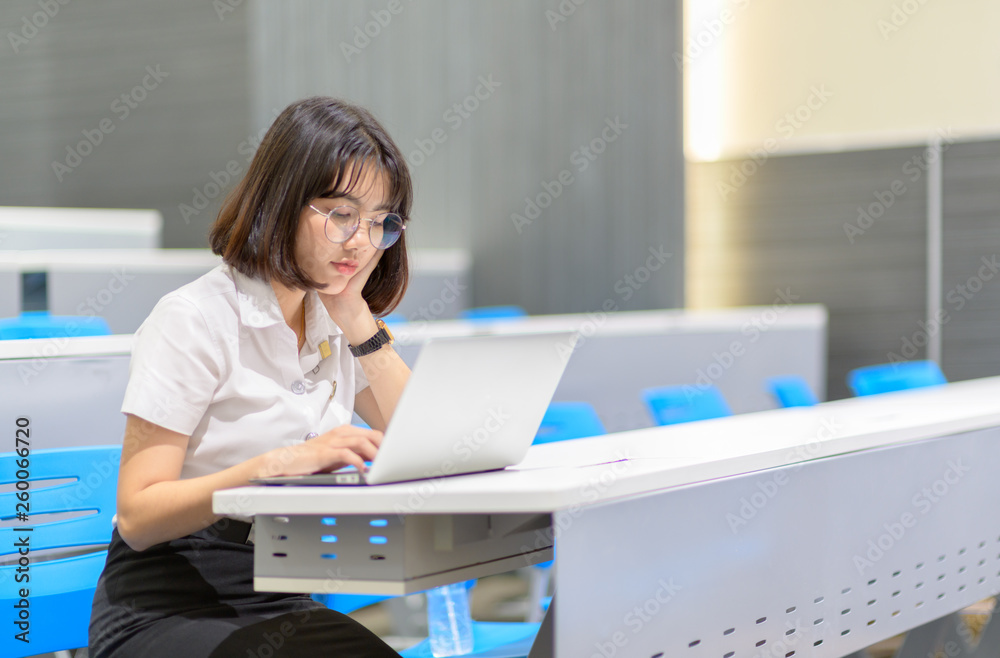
[377, 319, 394, 344]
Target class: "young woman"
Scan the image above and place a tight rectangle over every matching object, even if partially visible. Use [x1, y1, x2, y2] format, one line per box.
[89, 97, 411, 657]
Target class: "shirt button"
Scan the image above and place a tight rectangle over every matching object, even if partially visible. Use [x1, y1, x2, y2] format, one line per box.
[304, 432, 318, 440]
[291, 380, 306, 395]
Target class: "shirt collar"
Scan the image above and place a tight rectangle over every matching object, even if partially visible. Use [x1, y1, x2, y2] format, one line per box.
[230, 266, 286, 329]
[229, 265, 345, 340]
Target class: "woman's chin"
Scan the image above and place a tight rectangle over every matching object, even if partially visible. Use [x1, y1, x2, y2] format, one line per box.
[316, 278, 350, 297]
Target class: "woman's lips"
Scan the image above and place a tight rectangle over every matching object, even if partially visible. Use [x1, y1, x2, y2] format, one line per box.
[333, 261, 358, 275]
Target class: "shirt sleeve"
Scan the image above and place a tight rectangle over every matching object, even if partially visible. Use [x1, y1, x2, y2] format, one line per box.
[121, 294, 224, 436]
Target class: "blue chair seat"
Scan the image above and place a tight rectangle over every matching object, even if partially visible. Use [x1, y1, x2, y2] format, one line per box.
[0, 551, 108, 656]
[642, 384, 732, 426]
[1, 445, 121, 658]
[533, 401, 606, 445]
[457, 306, 527, 322]
[400, 621, 541, 658]
[847, 360, 947, 396]
[766, 375, 819, 407]
[0, 311, 111, 340]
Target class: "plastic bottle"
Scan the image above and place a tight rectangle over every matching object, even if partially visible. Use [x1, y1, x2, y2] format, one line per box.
[426, 581, 474, 656]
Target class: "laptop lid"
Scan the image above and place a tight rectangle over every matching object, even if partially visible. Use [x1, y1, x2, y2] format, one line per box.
[363, 330, 577, 484]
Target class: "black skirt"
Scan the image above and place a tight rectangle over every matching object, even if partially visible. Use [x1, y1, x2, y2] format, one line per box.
[89, 520, 401, 658]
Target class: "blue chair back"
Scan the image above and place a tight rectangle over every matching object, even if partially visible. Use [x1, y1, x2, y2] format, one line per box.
[0, 445, 121, 657]
[0, 311, 112, 340]
[642, 385, 732, 426]
[457, 306, 527, 322]
[533, 402, 606, 445]
[766, 375, 819, 407]
[847, 360, 947, 397]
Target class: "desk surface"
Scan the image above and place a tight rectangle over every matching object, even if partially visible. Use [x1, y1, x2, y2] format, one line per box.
[213, 376, 1000, 517]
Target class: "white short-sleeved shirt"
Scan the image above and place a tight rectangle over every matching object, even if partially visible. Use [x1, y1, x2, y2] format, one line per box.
[121, 264, 369, 482]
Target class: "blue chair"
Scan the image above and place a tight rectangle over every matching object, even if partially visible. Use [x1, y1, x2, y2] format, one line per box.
[311, 592, 392, 614]
[457, 306, 527, 322]
[642, 384, 732, 426]
[846, 360, 947, 397]
[766, 375, 819, 407]
[533, 401, 606, 445]
[0, 311, 111, 340]
[0, 445, 121, 658]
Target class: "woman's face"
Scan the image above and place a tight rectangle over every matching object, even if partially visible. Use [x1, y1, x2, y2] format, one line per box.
[295, 166, 389, 295]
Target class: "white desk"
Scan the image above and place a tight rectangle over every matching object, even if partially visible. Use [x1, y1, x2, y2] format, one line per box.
[215, 378, 1000, 657]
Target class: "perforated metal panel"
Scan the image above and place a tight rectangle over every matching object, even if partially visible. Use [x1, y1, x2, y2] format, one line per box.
[554, 427, 1000, 657]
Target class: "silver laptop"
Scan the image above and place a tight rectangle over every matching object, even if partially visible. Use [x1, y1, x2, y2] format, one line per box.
[251, 331, 576, 486]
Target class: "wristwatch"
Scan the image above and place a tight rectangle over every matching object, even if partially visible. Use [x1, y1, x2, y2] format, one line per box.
[349, 319, 394, 357]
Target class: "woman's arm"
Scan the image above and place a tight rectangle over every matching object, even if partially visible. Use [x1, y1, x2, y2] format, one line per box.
[115, 414, 382, 552]
[333, 305, 410, 431]
[321, 252, 410, 431]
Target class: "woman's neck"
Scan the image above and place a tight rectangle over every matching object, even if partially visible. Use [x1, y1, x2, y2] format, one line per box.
[270, 280, 307, 334]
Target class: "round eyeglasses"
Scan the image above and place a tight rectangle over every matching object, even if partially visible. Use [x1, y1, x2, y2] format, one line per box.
[309, 204, 406, 250]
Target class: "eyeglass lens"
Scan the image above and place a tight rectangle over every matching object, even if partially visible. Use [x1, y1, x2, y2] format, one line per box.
[323, 206, 404, 249]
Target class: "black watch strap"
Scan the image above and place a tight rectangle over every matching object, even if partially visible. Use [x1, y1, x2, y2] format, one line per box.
[349, 320, 393, 357]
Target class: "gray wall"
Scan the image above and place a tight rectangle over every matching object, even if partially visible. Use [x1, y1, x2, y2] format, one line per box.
[250, 0, 685, 313]
[0, 0, 251, 248]
[1, 1, 683, 314]
[941, 140, 1000, 380]
[689, 138, 1000, 399]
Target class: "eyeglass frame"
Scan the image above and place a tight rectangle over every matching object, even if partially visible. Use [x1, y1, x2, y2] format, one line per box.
[308, 203, 407, 250]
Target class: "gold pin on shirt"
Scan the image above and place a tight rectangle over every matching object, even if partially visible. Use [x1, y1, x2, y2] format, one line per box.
[329, 380, 337, 400]
[319, 340, 331, 360]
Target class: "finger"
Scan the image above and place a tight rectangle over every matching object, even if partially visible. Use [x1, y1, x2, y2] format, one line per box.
[363, 428, 384, 447]
[333, 426, 383, 447]
[340, 434, 380, 463]
[329, 447, 368, 473]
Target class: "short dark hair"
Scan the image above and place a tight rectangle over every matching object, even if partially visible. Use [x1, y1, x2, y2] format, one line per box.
[210, 97, 412, 316]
